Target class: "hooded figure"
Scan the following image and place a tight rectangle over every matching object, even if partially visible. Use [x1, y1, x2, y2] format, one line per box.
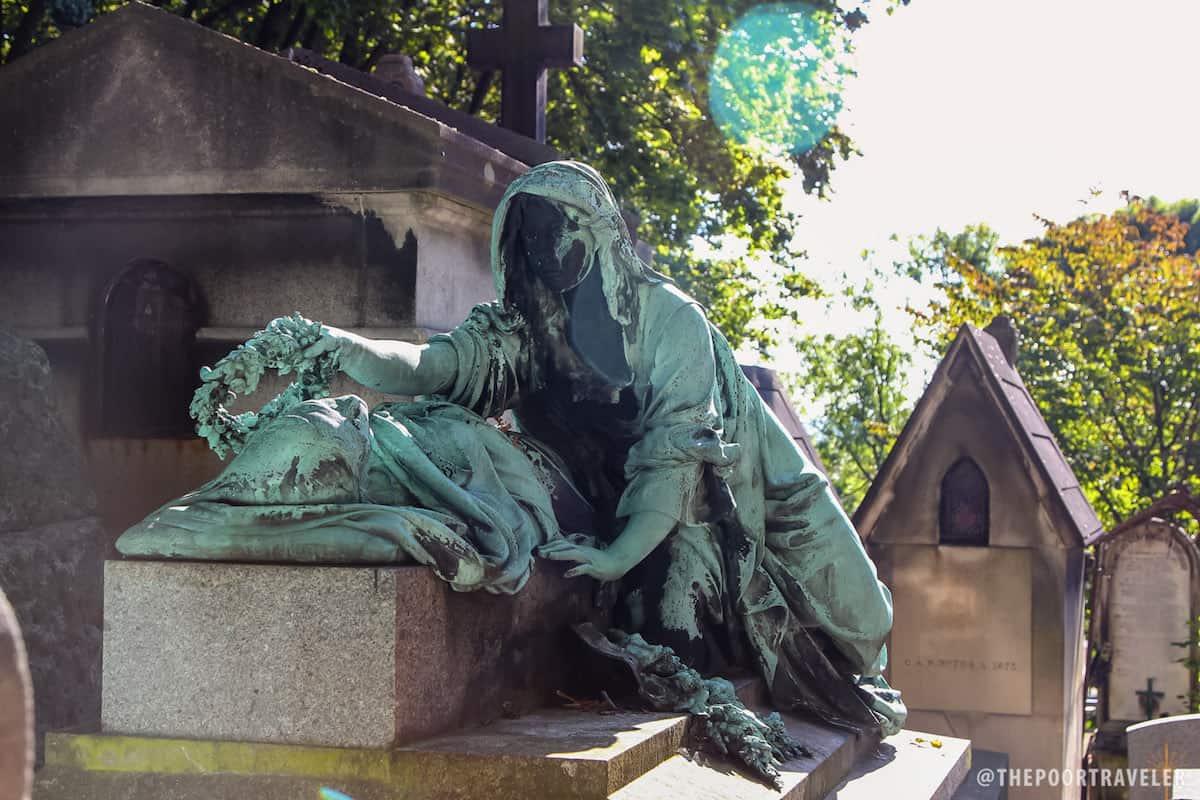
[436, 162, 906, 733]
[117, 160, 905, 735]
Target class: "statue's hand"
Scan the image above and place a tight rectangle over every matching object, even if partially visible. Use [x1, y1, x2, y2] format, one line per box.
[302, 324, 364, 363]
[538, 539, 627, 582]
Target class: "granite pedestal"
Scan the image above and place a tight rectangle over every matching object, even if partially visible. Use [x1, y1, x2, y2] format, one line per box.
[101, 559, 599, 748]
[37, 558, 977, 800]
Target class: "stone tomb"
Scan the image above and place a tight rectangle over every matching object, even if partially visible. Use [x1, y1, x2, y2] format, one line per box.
[0, 331, 103, 760]
[1090, 518, 1200, 733]
[38, 555, 977, 800]
[0, 2, 553, 541]
[856, 322, 1100, 800]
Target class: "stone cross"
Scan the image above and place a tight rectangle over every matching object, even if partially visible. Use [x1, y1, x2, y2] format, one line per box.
[466, 0, 584, 142]
[1135, 677, 1164, 720]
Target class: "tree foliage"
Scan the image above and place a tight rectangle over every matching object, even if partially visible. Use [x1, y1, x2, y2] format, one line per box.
[790, 283, 911, 510]
[0, 0, 904, 350]
[903, 199, 1200, 528]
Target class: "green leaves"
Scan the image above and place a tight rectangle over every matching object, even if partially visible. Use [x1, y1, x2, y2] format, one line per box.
[901, 201, 1200, 530]
[791, 289, 912, 510]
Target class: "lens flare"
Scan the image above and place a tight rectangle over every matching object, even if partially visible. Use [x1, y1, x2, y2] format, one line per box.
[709, 2, 852, 156]
[318, 789, 353, 800]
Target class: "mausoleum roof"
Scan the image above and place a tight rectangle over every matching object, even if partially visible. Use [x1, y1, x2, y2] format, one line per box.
[854, 322, 1103, 547]
[0, 2, 544, 207]
[740, 364, 829, 477]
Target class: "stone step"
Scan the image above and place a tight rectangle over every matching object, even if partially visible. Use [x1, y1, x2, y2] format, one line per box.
[823, 730, 972, 800]
[38, 690, 971, 800]
[951, 749, 1008, 800]
[610, 714, 880, 800]
[394, 709, 689, 798]
[35, 708, 689, 800]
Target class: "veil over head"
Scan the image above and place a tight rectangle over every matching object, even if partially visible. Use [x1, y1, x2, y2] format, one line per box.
[490, 161, 671, 340]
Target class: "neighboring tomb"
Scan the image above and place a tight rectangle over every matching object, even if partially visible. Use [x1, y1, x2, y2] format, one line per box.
[740, 364, 831, 478]
[0, 330, 102, 759]
[0, 2, 552, 539]
[1089, 516, 1200, 742]
[1125, 714, 1200, 800]
[855, 322, 1101, 800]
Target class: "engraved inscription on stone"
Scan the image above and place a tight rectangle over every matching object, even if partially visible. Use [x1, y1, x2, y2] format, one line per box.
[889, 545, 1033, 715]
[1107, 534, 1193, 721]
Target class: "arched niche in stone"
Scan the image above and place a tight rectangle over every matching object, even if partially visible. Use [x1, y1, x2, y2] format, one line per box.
[938, 456, 990, 546]
[94, 259, 205, 437]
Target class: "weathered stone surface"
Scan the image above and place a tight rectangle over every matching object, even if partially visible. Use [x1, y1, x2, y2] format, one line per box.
[102, 560, 601, 747]
[1174, 769, 1200, 798]
[612, 715, 880, 800]
[1126, 714, 1200, 800]
[35, 711, 923, 800]
[0, 587, 33, 800]
[38, 709, 686, 800]
[0, 329, 94, 532]
[1093, 519, 1200, 726]
[0, 519, 103, 761]
[890, 547, 1033, 715]
[826, 731, 972, 800]
[952, 750, 1009, 800]
[0, 3, 526, 205]
[397, 710, 688, 798]
[103, 561, 397, 748]
[0, 330, 103, 762]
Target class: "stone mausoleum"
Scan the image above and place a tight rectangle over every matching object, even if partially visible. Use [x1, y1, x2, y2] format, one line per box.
[0, 2, 554, 542]
[856, 321, 1100, 800]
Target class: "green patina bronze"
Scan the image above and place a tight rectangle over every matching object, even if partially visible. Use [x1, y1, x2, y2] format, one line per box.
[117, 161, 906, 752]
[574, 621, 810, 786]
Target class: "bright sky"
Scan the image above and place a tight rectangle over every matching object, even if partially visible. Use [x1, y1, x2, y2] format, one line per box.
[752, 0, 1200, 404]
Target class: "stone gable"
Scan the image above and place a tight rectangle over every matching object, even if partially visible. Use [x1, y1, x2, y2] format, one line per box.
[0, 2, 527, 207]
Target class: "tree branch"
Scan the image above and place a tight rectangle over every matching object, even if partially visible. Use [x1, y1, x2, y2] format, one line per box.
[7, 0, 47, 62]
[278, 4, 307, 50]
[466, 69, 494, 115]
[198, 0, 257, 27]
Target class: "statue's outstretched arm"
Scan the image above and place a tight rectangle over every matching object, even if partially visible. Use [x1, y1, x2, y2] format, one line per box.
[539, 510, 676, 581]
[304, 326, 458, 397]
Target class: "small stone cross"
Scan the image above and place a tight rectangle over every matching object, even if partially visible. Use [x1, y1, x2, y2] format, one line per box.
[1135, 677, 1164, 720]
[467, 0, 584, 142]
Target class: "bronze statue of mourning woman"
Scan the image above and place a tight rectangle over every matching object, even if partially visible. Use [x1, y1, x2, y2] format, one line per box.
[118, 161, 906, 778]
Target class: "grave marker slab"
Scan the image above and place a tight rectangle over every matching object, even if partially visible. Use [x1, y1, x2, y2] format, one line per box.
[1126, 714, 1200, 800]
[1092, 518, 1200, 728]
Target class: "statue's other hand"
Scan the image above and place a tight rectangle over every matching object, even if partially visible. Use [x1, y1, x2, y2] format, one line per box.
[538, 539, 626, 582]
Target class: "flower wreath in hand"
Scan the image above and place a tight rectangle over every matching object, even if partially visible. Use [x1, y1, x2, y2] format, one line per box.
[189, 313, 341, 459]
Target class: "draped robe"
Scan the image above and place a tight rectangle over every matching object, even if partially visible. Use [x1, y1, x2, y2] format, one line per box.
[118, 160, 906, 733]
